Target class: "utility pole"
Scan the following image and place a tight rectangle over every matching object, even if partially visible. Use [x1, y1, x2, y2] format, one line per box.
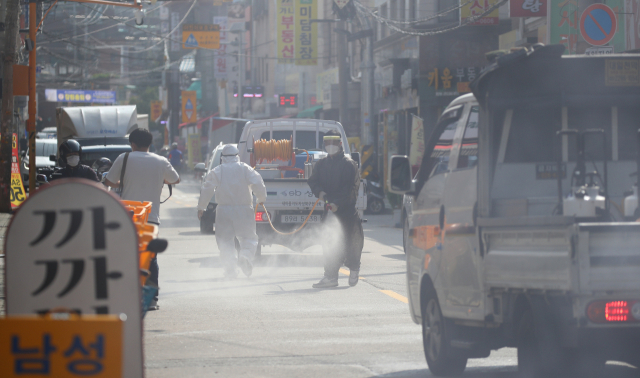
[337, 20, 349, 127]
[360, 16, 375, 146]
[0, 0, 19, 212]
[27, 0, 36, 193]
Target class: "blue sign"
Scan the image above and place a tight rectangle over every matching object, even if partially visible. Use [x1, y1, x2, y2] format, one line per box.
[44, 89, 117, 104]
[184, 34, 198, 48]
[579, 4, 617, 46]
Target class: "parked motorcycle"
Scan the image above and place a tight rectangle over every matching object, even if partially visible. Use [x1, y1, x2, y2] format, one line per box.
[366, 175, 385, 214]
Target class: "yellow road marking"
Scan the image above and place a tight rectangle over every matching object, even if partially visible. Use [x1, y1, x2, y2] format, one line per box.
[380, 290, 408, 304]
[337, 269, 407, 304]
[338, 268, 365, 280]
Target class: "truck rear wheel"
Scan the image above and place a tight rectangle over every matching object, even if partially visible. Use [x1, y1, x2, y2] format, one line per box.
[422, 292, 467, 376]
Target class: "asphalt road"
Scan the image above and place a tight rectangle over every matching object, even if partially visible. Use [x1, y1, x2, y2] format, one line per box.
[143, 180, 637, 378]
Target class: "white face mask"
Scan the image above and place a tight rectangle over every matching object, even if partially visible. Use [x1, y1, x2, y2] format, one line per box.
[325, 145, 340, 155]
[67, 155, 80, 167]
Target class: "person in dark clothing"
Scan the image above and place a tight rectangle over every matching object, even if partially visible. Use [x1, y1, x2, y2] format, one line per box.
[168, 142, 183, 172]
[51, 139, 100, 182]
[307, 131, 364, 288]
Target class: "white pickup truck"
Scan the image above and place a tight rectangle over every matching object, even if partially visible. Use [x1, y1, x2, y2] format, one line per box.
[237, 119, 366, 254]
[390, 47, 640, 377]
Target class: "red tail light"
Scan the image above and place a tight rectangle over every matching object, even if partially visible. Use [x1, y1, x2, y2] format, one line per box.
[255, 212, 270, 222]
[587, 300, 639, 323]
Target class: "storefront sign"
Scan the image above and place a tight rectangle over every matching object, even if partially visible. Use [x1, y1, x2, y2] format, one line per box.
[294, 0, 317, 65]
[213, 16, 228, 79]
[44, 89, 116, 104]
[150, 101, 162, 122]
[277, 0, 295, 63]
[510, 0, 547, 17]
[0, 315, 123, 378]
[461, 0, 499, 25]
[5, 180, 142, 378]
[426, 67, 480, 97]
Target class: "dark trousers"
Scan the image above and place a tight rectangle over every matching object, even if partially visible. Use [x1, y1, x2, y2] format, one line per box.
[322, 208, 364, 279]
[148, 222, 160, 299]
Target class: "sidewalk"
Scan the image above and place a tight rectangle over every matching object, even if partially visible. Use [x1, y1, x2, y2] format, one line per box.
[0, 212, 13, 316]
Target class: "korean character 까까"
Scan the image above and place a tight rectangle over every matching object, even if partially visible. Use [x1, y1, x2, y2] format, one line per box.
[11, 334, 57, 374]
[63, 334, 105, 375]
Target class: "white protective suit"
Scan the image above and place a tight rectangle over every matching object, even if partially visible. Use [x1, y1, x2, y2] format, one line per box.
[197, 145, 267, 272]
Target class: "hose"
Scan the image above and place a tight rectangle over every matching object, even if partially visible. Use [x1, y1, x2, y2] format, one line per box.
[253, 138, 293, 164]
[258, 199, 321, 235]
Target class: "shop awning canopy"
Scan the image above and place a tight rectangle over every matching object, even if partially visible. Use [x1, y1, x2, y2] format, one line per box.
[296, 105, 323, 118]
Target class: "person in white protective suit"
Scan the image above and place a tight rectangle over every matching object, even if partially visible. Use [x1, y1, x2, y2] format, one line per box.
[197, 144, 267, 278]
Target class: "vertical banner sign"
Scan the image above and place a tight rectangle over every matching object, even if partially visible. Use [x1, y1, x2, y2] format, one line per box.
[170, 12, 181, 52]
[150, 100, 162, 122]
[213, 16, 228, 79]
[187, 133, 201, 169]
[461, 0, 499, 25]
[549, 0, 579, 54]
[510, 0, 547, 17]
[10, 133, 25, 209]
[409, 115, 425, 169]
[0, 315, 123, 378]
[182, 91, 197, 123]
[5, 181, 143, 378]
[277, 0, 295, 63]
[295, 0, 318, 65]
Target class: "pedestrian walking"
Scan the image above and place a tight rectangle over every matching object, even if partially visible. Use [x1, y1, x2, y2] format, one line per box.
[168, 142, 183, 173]
[51, 139, 100, 182]
[197, 144, 267, 278]
[308, 131, 364, 288]
[105, 128, 180, 310]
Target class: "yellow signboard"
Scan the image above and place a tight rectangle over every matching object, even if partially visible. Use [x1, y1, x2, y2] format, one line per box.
[181, 91, 197, 124]
[277, 0, 295, 63]
[187, 133, 201, 169]
[150, 100, 162, 121]
[294, 0, 317, 65]
[0, 315, 123, 378]
[182, 24, 220, 49]
[461, 0, 499, 25]
[11, 133, 25, 209]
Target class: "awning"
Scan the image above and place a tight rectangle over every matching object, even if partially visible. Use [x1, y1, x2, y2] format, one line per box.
[296, 105, 323, 118]
[179, 53, 196, 73]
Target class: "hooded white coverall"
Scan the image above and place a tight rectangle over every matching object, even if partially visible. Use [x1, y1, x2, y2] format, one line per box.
[197, 146, 267, 272]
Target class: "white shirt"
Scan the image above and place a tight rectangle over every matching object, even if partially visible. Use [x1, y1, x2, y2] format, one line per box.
[197, 156, 267, 210]
[106, 151, 179, 224]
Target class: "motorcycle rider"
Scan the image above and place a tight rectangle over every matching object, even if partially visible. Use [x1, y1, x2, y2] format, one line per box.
[51, 139, 100, 182]
[92, 157, 113, 183]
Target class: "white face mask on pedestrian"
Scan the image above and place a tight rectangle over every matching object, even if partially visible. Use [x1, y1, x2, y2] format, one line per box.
[325, 145, 340, 155]
[67, 155, 80, 167]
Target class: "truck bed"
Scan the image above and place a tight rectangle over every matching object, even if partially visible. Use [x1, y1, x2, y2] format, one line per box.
[479, 217, 640, 294]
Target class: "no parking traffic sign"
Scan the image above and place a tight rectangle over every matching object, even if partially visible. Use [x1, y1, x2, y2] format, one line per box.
[580, 4, 617, 46]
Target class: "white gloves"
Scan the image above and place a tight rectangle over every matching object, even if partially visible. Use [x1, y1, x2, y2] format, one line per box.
[318, 191, 326, 202]
[327, 203, 339, 213]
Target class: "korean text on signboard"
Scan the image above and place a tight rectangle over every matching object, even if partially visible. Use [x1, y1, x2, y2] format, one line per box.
[279, 94, 298, 107]
[10, 133, 25, 209]
[213, 16, 228, 79]
[44, 89, 116, 104]
[294, 0, 317, 65]
[277, 0, 295, 63]
[0, 315, 123, 378]
[426, 67, 480, 97]
[182, 24, 220, 49]
[510, 0, 547, 17]
[461, 0, 499, 25]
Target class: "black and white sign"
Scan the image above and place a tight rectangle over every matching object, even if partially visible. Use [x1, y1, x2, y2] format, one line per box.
[5, 179, 142, 378]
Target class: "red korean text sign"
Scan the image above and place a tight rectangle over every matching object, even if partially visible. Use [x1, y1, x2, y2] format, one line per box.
[0, 315, 123, 378]
[510, 0, 547, 17]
